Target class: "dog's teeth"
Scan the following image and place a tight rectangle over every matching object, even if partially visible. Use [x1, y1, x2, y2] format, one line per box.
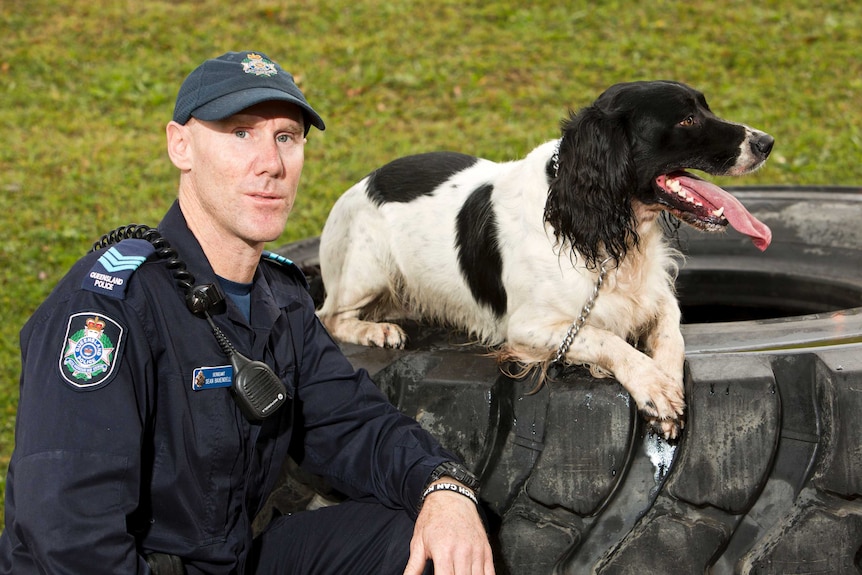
[667, 178, 682, 193]
[712, 206, 725, 218]
[695, 201, 703, 207]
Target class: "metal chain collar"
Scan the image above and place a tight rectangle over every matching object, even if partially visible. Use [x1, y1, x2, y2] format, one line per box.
[552, 258, 611, 366]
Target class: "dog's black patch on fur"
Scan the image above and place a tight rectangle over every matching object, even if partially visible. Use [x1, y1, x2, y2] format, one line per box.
[455, 183, 507, 317]
[365, 152, 478, 206]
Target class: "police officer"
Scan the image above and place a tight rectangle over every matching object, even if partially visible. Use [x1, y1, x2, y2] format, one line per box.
[0, 51, 494, 575]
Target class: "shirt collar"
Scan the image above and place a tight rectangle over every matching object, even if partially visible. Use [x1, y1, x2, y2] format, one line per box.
[158, 201, 284, 330]
[158, 200, 221, 290]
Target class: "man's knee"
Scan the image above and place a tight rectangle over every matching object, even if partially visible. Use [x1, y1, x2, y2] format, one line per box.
[251, 501, 418, 575]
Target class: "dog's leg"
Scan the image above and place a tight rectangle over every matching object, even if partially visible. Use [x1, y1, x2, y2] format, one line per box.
[506, 322, 686, 439]
[318, 190, 411, 348]
[318, 251, 408, 349]
[638, 297, 686, 437]
[568, 325, 685, 438]
[643, 298, 686, 393]
[319, 307, 408, 349]
[318, 274, 409, 347]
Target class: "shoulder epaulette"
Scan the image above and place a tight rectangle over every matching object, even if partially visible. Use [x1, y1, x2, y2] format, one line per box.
[82, 238, 155, 300]
[261, 250, 310, 289]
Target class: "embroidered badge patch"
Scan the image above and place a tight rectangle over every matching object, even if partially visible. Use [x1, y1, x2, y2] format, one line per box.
[192, 365, 234, 391]
[242, 53, 278, 77]
[82, 239, 154, 300]
[60, 313, 124, 390]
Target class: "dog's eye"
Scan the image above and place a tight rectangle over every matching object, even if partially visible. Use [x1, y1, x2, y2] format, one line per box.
[679, 116, 696, 127]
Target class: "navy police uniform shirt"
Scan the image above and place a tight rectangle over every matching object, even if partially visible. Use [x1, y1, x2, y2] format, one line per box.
[0, 201, 455, 574]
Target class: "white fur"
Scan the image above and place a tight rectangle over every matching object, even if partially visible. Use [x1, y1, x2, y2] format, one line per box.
[318, 140, 686, 438]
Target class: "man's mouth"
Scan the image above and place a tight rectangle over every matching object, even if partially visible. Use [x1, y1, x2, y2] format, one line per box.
[248, 192, 284, 203]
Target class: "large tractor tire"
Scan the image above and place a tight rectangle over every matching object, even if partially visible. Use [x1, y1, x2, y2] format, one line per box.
[273, 186, 862, 574]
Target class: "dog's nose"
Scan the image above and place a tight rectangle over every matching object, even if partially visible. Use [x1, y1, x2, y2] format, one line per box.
[752, 132, 774, 157]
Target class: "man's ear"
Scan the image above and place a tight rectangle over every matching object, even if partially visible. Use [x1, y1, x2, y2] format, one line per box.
[166, 121, 192, 171]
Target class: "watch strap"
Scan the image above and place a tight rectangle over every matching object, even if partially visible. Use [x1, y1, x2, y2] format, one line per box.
[428, 461, 481, 491]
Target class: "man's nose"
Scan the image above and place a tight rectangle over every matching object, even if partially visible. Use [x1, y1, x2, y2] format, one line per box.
[255, 140, 284, 176]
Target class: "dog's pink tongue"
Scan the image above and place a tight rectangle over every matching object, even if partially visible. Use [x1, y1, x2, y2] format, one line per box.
[679, 175, 772, 251]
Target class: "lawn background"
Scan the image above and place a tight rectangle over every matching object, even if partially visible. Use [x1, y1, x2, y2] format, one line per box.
[0, 0, 859, 521]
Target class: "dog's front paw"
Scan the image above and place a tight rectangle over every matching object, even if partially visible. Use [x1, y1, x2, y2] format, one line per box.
[321, 317, 408, 349]
[361, 322, 408, 349]
[627, 367, 686, 440]
[644, 411, 685, 441]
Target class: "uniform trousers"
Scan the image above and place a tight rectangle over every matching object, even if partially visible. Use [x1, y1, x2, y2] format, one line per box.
[250, 500, 433, 575]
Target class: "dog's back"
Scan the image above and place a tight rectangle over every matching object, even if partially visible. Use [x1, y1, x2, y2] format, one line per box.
[318, 146, 556, 347]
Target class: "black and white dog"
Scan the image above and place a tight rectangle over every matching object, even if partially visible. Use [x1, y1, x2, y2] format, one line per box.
[318, 81, 773, 439]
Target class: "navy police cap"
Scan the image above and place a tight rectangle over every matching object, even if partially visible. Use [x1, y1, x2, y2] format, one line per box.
[173, 51, 325, 134]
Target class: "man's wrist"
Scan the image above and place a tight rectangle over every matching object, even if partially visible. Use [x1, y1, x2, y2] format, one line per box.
[427, 461, 481, 491]
[421, 481, 479, 506]
[418, 461, 481, 512]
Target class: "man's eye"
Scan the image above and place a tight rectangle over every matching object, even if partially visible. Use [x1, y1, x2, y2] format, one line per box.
[277, 133, 298, 144]
[234, 130, 248, 139]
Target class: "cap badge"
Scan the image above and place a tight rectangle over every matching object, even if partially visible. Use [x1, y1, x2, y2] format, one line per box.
[242, 53, 278, 77]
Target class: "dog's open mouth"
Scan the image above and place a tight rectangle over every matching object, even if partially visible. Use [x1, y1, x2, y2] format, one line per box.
[656, 172, 772, 251]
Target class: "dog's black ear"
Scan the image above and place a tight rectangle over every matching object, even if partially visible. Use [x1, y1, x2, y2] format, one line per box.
[544, 106, 637, 268]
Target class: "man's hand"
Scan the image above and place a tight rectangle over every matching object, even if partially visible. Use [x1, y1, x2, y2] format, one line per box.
[403, 481, 495, 575]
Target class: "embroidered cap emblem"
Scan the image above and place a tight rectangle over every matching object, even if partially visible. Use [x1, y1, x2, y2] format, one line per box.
[242, 53, 278, 77]
[60, 313, 124, 390]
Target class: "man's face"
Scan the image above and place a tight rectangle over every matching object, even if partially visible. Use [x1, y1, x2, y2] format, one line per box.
[173, 100, 306, 248]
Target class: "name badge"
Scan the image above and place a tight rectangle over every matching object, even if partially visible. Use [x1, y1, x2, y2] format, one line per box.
[192, 365, 233, 391]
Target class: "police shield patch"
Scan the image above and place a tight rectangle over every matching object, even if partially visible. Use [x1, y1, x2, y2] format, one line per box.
[60, 312, 124, 390]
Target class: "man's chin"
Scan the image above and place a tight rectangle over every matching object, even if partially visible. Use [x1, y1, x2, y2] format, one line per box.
[244, 211, 289, 239]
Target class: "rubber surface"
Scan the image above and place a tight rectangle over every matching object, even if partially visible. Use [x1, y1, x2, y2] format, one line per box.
[270, 187, 862, 574]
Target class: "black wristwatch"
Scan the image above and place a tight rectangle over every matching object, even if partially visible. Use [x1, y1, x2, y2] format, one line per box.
[428, 461, 481, 491]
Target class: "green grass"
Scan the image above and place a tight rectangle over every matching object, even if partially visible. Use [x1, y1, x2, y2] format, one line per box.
[1, 0, 860, 521]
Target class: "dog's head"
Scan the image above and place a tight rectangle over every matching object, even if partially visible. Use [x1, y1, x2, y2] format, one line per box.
[545, 80, 773, 268]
